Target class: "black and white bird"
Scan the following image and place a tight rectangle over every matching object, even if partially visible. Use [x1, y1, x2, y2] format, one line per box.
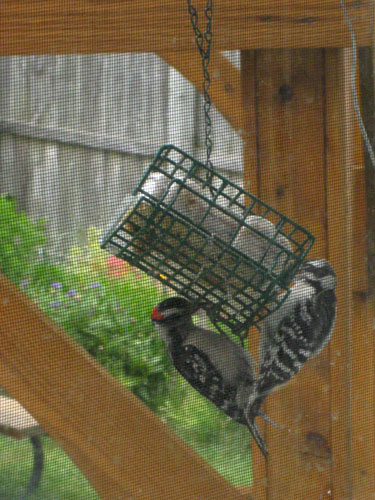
[246, 258, 337, 426]
[151, 296, 269, 457]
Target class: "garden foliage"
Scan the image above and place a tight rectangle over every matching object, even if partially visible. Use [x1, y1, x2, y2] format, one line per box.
[0, 195, 252, 484]
[0, 195, 171, 411]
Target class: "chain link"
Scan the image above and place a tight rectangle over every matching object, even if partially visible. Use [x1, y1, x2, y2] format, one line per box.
[187, 0, 214, 186]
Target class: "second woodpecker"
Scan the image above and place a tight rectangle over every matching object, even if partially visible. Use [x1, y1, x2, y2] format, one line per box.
[246, 258, 337, 429]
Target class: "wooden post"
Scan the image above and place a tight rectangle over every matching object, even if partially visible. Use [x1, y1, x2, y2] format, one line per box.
[241, 47, 375, 499]
[326, 48, 375, 500]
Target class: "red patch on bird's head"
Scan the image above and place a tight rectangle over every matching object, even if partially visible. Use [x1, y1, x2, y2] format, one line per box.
[151, 306, 164, 321]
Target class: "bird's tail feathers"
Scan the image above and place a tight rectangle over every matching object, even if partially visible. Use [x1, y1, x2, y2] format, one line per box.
[245, 394, 269, 458]
[245, 413, 268, 458]
[247, 420, 268, 458]
[258, 409, 280, 429]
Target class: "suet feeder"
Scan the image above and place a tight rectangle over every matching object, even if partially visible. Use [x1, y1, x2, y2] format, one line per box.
[100, 144, 314, 336]
[100, 2, 314, 337]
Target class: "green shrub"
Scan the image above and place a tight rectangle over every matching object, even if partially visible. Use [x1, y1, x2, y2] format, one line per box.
[67, 227, 114, 277]
[160, 376, 252, 484]
[0, 196, 170, 411]
[23, 260, 170, 411]
[0, 194, 45, 283]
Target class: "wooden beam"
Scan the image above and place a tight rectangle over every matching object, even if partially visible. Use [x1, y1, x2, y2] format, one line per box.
[0, 1, 373, 56]
[324, 49, 353, 498]
[0, 274, 248, 500]
[240, 50, 268, 498]
[157, 51, 244, 134]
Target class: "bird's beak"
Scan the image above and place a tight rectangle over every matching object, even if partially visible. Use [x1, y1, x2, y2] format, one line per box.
[189, 302, 203, 315]
[190, 299, 215, 315]
[192, 300, 213, 315]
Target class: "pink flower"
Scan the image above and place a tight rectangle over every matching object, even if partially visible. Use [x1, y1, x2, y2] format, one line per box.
[107, 255, 129, 278]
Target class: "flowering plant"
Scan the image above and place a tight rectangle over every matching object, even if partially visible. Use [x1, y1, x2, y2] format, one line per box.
[22, 256, 170, 410]
[0, 198, 171, 411]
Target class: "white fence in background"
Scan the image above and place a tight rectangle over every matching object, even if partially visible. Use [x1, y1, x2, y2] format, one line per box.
[0, 53, 243, 255]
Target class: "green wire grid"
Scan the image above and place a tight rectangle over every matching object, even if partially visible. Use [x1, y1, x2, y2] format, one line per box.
[100, 145, 314, 337]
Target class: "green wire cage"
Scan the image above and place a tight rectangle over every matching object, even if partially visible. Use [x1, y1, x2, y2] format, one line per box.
[100, 145, 314, 336]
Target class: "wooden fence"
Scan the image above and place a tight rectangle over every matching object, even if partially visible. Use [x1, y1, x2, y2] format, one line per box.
[0, 53, 242, 255]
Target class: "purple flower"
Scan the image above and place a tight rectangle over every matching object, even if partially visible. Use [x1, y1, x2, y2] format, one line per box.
[20, 279, 29, 287]
[50, 301, 62, 308]
[51, 282, 63, 289]
[66, 288, 77, 297]
[89, 282, 101, 289]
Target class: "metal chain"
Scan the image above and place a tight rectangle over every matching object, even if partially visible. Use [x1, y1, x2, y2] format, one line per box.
[187, 0, 214, 186]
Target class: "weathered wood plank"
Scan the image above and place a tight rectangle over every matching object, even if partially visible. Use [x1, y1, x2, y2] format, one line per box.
[158, 51, 244, 135]
[325, 47, 375, 499]
[0, 273, 248, 500]
[0, 119, 156, 157]
[0, 0, 372, 56]
[243, 48, 331, 499]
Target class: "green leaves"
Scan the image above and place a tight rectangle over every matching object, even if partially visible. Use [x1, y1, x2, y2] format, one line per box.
[26, 272, 171, 412]
[0, 194, 45, 283]
[0, 197, 171, 412]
